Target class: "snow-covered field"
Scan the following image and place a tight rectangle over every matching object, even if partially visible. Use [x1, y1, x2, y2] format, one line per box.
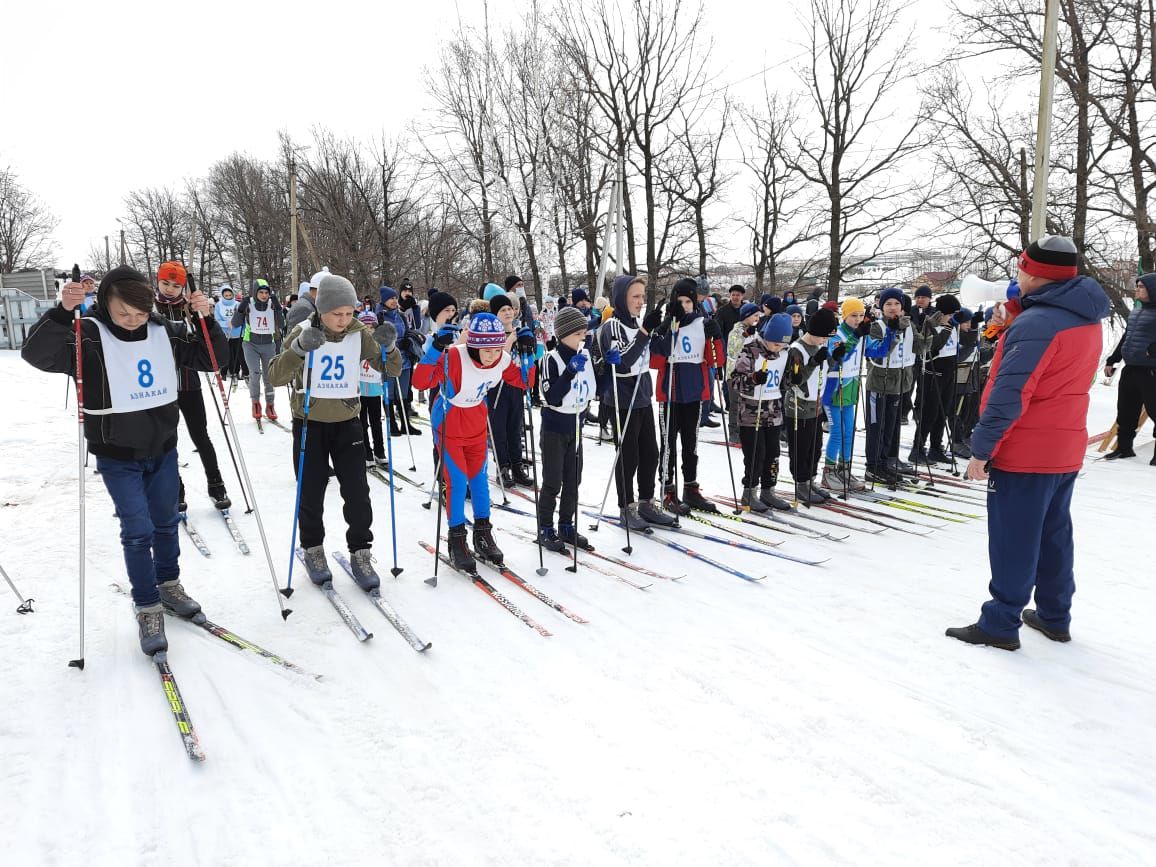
[1, 347, 1152, 867]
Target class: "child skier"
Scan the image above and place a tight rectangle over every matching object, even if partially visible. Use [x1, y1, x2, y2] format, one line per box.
[357, 309, 388, 468]
[269, 273, 401, 589]
[821, 298, 872, 492]
[537, 306, 597, 552]
[413, 311, 522, 570]
[154, 261, 231, 511]
[487, 290, 537, 487]
[729, 312, 795, 512]
[213, 285, 247, 382]
[785, 307, 838, 504]
[649, 277, 726, 515]
[231, 279, 285, 421]
[22, 267, 227, 655]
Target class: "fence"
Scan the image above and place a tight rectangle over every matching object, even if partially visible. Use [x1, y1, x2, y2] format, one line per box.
[0, 288, 53, 350]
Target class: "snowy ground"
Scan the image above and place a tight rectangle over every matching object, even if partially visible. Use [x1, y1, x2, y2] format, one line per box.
[1, 348, 1153, 867]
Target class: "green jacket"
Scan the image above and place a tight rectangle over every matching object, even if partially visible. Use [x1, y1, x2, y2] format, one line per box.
[269, 319, 401, 422]
[863, 319, 933, 395]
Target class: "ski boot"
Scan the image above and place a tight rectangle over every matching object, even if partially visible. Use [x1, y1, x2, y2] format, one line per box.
[473, 518, 504, 566]
[499, 465, 517, 489]
[208, 481, 231, 511]
[865, 465, 899, 486]
[638, 498, 677, 526]
[135, 604, 168, 656]
[252, 401, 263, 420]
[349, 549, 381, 592]
[265, 401, 278, 421]
[405, 401, 420, 419]
[740, 487, 768, 513]
[944, 623, 1020, 651]
[538, 527, 567, 554]
[157, 580, 202, 619]
[926, 446, 951, 465]
[908, 445, 928, 465]
[375, 455, 389, 470]
[1104, 444, 1136, 460]
[839, 462, 866, 492]
[662, 486, 691, 517]
[793, 482, 826, 506]
[682, 483, 717, 513]
[559, 522, 593, 551]
[300, 546, 333, 586]
[820, 463, 844, 491]
[1022, 608, 1071, 643]
[365, 455, 376, 469]
[511, 462, 534, 487]
[759, 486, 793, 511]
[621, 503, 652, 531]
[448, 525, 476, 572]
[887, 457, 917, 477]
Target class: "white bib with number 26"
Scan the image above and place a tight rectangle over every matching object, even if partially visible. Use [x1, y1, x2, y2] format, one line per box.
[310, 333, 361, 399]
[88, 320, 178, 415]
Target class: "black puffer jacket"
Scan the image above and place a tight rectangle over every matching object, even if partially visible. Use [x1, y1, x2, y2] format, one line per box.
[22, 303, 226, 461]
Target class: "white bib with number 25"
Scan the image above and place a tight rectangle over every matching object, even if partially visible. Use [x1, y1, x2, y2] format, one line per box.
[310, 333, 361, 399]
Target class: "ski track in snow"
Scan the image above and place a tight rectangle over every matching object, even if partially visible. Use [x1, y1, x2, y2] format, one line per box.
[1, 348, 1153, 866]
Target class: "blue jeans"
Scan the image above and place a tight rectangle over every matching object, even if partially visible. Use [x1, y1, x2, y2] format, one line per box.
[823, 403, 856, 463]
[96, 449, 181, 607]
[978, 469, 1077, 638]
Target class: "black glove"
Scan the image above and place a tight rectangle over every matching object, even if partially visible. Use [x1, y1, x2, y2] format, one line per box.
[516, 326, 536, 355]
[373, 322, 397, 352]
[546, 337, 557, 351]
[812, 345, 829, 365]
[831, 343, 847, 363]
[1147, 341, 1156, 358]
[432, 324, 458, 351]
[752, 369, 768, 385]
[855, 320, 872, 337]
[703, 318, 723, 340]
[641, 303, 665, 333]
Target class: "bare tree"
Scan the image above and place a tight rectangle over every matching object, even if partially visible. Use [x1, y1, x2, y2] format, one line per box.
[792, 0, 933, 299]
[0, 167, 59, 272]
[737, 92, 825, 292]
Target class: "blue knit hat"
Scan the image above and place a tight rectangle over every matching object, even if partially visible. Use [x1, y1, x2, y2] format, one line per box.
[879, 287, 905, 307]
[785, 304, 803, 317]
[760, 313, 793, 344]
[482, 283, 506, 301]
[739, 302, 760, 320]
[760, 293, 774, 308]
[379, 285, 398, 304]
[467, 312, 507, 348]
[571, 287, 590, 305]
[914, 284, 933, 299]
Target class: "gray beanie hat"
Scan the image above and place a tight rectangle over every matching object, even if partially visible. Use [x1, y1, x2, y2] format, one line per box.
[316, 274, 358, 315]
[553, 305, 589, 341]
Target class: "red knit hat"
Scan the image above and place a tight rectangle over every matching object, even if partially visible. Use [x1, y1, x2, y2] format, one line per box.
[1018, 236, 1078, 281]
[157, 261, 187, 286]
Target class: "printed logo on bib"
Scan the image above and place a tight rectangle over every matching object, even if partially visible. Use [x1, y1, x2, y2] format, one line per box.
[310, 333, 361, 399]
[88, 321, 178, 414]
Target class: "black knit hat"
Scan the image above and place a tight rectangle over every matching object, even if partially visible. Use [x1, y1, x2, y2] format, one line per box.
[806, 307, 838, 337]
[671, 277, 698, 306]
[1020, 235, 1078, 281]
[489, 294, 514, 315]
[934, 294, 962, 315]
[428, 291, 457, 322]
[504, 275, 523, 292]
[914, 284, 933, 299]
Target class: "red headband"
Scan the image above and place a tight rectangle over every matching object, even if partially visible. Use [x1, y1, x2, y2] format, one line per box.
[1018, 250, 1077, 281]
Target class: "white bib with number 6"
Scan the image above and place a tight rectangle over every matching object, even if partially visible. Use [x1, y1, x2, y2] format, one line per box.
[669, 318, 706, 364]
[248, 304, 275, 335]
[311, 333, 361, 399]
[88, 320, 178, 414]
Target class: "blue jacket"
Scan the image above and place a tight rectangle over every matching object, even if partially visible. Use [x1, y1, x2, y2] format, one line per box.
[214, 298, 243, 339]
[378, 307, 409, 370]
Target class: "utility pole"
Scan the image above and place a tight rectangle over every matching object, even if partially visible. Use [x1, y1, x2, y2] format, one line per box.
[104, 236, 111, 272]
[119, 229, 127, 266]
[289, 157, 300, 292]
[1031, 0, 1061, 240]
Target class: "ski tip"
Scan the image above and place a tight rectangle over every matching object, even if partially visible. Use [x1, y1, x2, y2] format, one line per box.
[389, 567, 404, 577]
[68, 658, 85, 670]
[360, 632, 374, 642]
[280, 587, 295, 599]
[425, 576, 438, 587]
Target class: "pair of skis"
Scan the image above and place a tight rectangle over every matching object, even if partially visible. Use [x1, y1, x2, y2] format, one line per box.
[293, 548, 431, 652]
[179, 507, 250, 557]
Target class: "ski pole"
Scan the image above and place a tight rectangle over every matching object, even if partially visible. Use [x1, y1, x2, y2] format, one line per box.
[393, 375, 419, 472]
[845, 328, 867, 499]
[743, 354, 769, 513]
[709, 338, 740, 514]
[202, 371, 253, 513]
[1, 561, 34, 614]
[191, 274, 289, 619]
[284, 350, 315, 598]
[427, 361, 451, 587]
[383, 369, 402, 577]
[659, 319, 679, 498]
[69, 263, 86, 670]
[566, 389, 583, 574]
[519, 357, 547, 575]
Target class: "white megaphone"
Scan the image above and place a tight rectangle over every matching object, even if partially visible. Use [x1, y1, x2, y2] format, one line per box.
[959, 274, 1011, 309]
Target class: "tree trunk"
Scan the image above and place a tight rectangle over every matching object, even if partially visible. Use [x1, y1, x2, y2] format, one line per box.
[696, 202, 707, 276]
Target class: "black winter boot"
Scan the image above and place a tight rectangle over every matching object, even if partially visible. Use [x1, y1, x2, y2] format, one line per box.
[207, 480, 231, 511]
[448, 525, 476, 572]
[499, 466, 517, 488]
[682, 483, 717, 512]
[559, 522, 593, 551]
[538, 527, 567, 554]
[511, 462, 534, 487]
[945, 623, 1020, 651]
[473, 518, 504, 565]
[662, 486, 691, 516]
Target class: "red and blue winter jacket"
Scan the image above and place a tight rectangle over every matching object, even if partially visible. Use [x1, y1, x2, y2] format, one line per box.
[971, 275, 1110, 473]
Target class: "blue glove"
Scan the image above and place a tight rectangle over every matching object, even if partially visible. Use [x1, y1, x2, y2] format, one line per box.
[432, 324, 458, 351]
[605, 347, 622, 366]
[567, 353, 587, 374]
[516, 326, 536, 355]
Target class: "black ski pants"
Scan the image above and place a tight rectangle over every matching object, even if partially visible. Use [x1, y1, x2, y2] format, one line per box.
[786, 415, 822, 484]
[360, 395, 385, 460]
[538, 428, 581, 529]
[1115, 365, 1156, 447]
[739, 423, 781, 488]
[225, 337, 248, 379]
[291, 417, 373, 552]
[488, 382, 526, 468]
[915, 358, 955, 450]
[613, 405, 658, 508]
[660, 400, 701, 489]
[865, 391, 901, 470]
[178, 388, 223, 487]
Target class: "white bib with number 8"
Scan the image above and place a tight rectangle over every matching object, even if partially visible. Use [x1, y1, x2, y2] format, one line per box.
[87, 321, 179, 414]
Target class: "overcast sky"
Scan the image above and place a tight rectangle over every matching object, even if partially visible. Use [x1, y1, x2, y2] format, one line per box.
[4, 0, 966, 269]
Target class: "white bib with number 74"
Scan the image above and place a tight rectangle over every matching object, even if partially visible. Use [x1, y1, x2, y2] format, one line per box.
[248, 304, 275, 335]
[310, 333, 361, 399]
[87, 320, 179, 414]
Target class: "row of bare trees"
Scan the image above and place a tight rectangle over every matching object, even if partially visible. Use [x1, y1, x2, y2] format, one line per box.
[13, 0, 1155, 307]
